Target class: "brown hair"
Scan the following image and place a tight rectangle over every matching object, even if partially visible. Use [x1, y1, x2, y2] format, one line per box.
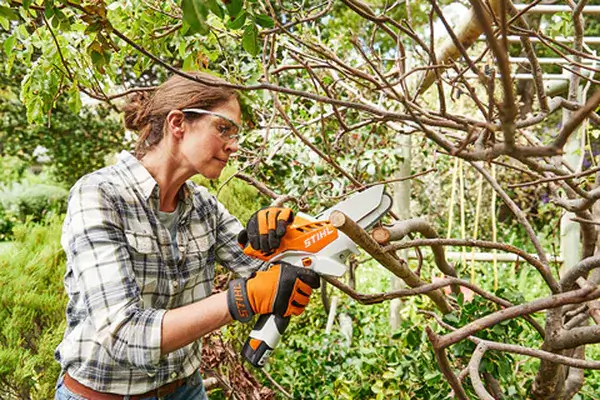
[123, 71, 238, 158]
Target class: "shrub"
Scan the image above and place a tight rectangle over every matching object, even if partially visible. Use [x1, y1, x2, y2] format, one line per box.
[0, 216, 67, 399]
[0, 203, 18, 241]
[0, 156, 27, 186]
[0, 181, 68, 240]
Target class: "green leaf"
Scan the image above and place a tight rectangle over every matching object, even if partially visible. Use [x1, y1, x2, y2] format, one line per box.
[44, 2, 55, 19]
[406, 328, 420, 348]
[54, 9, 67, 21]
[67, 85, 82, 114]
[182, 54, 194, 71]
[3, 34, 16, 56]
[382, 371, 395, 380]
[26, 97, 44, 123]
[227, 11, 246, 30]
[6, 53, 15, 74]
[206, 0, 224, 19]
[106, 2, 122, 11]
[225, 0, 243, 17]
[492, 325, 505, 335]
[178, 42, 187, 59]
[0, 6, 19, 21]
[371, 380, 383, 394]
[242, 23, 259, 56]
[90, 50, 105, 67]
[391, 330, 402, 340]
[181, 0, 210, 35]
[255, 14, 274, 28]
[443, 312, 459, 325]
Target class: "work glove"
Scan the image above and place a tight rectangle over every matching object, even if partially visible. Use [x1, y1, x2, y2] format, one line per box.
[238, 207, 294, 254]
[227, 262, 320, 323]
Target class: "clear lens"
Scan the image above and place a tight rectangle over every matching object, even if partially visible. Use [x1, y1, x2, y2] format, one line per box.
[181, 108, 242, 142]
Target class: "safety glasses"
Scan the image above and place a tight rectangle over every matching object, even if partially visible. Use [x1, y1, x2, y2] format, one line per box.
[181, 108, 242, 142]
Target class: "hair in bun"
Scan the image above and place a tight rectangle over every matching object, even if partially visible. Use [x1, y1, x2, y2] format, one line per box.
[123, 91, 152, 132]
[123, 71, 238, 159]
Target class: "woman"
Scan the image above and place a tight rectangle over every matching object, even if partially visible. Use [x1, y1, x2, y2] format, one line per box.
[54, 72, 319, 399]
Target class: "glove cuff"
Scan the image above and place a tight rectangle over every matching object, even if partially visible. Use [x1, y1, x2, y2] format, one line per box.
[227, 279, 254, 323]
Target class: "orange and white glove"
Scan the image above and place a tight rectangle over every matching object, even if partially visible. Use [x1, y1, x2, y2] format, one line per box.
[227, 262, 320, 323]
[237, 207, 294, 254]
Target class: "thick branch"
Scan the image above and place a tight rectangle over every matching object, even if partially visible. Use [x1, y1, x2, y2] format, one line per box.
[469, 344, 495, 400]
[552, 325, 600, 350]
[372, 218, 457, 278]
[553, 89, 600, 150]
[564, 346, 586, 400]
[329, 211, 453, 313]
[426, 327, 469, 400]
[467, 0, 516, 148]
[424, 310, 600, 370]
[560, 255, 600, 291]
[420, 0, 494, 94]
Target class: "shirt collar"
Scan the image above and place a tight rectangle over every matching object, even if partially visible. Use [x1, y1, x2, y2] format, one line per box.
[117, 151, 158, 201]
[117, 151, 194, 212]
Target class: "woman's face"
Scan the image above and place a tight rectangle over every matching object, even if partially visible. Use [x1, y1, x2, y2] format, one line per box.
[180, 97, 241, 180]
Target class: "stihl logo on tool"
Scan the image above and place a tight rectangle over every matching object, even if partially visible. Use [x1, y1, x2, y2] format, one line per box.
[303, 226, 335, 248]
[243, 217, 340, 261]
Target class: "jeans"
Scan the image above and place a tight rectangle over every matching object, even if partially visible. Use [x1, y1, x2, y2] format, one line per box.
[54, 371, 208, 400]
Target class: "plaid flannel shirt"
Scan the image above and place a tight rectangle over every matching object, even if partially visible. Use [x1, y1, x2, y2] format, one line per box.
[55, 151, 263, 395]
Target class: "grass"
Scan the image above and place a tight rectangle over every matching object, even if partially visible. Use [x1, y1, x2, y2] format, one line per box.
[0, 241, 14, 256]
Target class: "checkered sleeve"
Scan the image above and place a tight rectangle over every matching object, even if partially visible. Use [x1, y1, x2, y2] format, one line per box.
[63, 179, 166, 373]
[212, 200, 265, 277]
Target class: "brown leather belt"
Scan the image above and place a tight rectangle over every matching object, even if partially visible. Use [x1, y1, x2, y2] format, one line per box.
[64, 372, 187, 400]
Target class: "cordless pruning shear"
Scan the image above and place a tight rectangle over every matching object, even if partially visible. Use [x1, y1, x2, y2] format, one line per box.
[240, 185, 393, 367]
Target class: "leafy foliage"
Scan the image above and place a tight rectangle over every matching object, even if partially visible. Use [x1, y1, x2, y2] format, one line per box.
[0, 155, 27, 185]
[0, 217, 67, 400]
[0, 166, 68, 241]
[0, 96, 127, 187]
[0, 27, 128, 187]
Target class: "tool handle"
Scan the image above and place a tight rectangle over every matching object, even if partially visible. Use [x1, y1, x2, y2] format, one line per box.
[242, 314, 290, 368]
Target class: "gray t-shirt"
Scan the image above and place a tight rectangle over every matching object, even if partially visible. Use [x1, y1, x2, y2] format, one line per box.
[157, 203, 180, 261]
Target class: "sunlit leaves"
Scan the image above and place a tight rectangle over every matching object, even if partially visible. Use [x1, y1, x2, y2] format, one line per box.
[255, 14, 274, 28]
[242, 23, 259, 56]
[225, 0, 243, 17]
[0, 6, 19, 30]
[227, 10, 247, 30]
[181, 0, 210, 35]
[205, 0, 224, 20]
[6, 0, 274, 124]
[3, 34, 16, 56]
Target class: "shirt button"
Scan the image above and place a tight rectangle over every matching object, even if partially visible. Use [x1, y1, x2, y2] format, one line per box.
[171, 372, 178, 379]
